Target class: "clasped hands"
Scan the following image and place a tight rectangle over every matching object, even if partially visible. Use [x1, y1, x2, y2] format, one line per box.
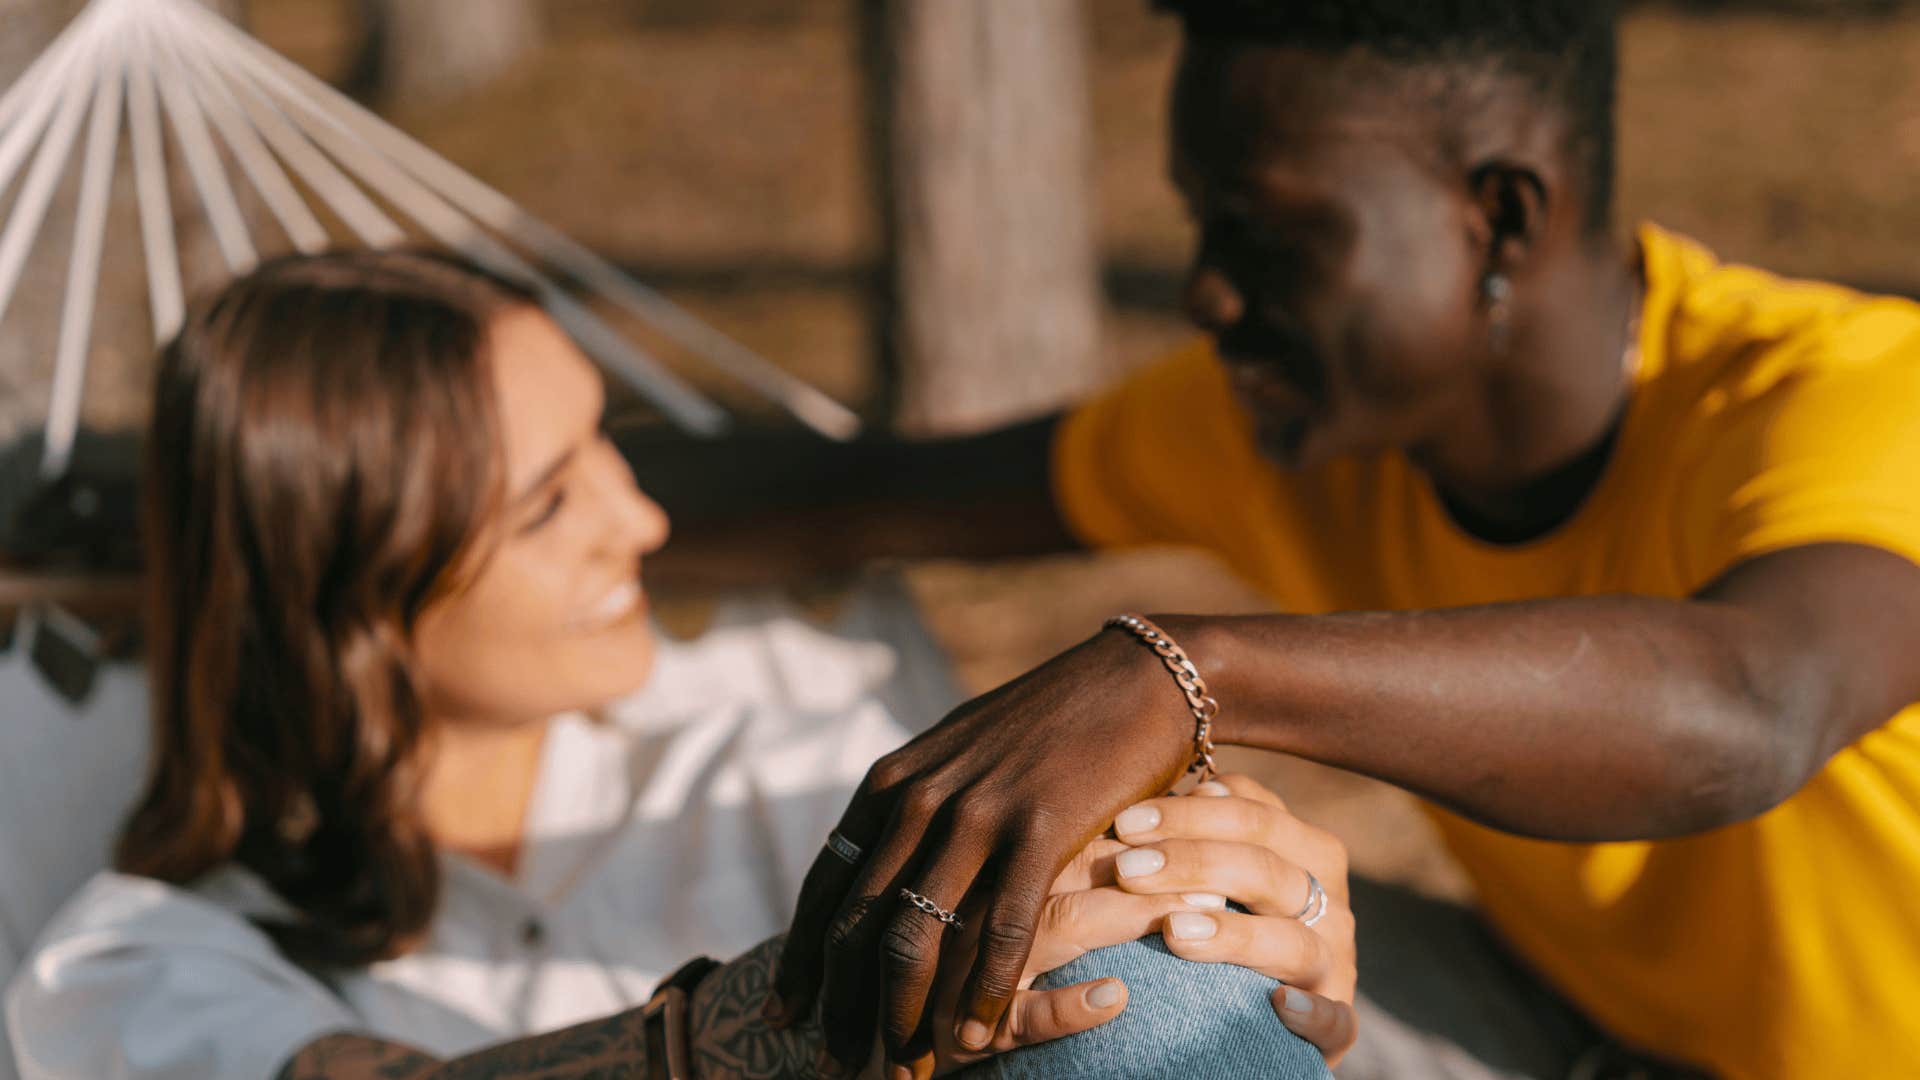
[773, 773, 1358, 1078]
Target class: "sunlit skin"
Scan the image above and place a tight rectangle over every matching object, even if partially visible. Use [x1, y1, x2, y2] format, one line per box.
[364, 307, 1356, 1078]
[1171, 42, 1640, 532]
[769, 37, 1920, 1074]
[411, 306, 669, 873]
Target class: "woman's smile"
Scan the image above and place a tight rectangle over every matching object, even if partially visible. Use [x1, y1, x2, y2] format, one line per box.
[575, 578, 647, 632]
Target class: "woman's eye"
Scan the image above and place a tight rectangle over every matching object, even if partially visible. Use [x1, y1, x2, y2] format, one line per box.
[521, 487, 567, 534]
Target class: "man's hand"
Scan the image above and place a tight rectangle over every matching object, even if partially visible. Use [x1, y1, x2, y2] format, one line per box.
[765, 628, 1200, 1071]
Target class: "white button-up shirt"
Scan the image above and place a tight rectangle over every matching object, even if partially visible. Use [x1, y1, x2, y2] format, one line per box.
[6, 590, 959, 1080]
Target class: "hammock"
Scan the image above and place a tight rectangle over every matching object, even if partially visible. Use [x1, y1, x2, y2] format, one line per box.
[0, 0, 862, 489]
[0, 0, 863, 700]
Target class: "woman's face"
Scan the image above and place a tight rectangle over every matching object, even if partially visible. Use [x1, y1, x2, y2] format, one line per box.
[411, 306, 669, 726]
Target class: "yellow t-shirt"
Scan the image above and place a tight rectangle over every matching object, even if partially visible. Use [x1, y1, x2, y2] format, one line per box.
[1053, 224, 1920, 1080]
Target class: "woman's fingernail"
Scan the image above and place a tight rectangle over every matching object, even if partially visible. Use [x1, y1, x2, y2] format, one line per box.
[1167, 912, 1217, 940]
[1180, 892, 1228, 910]
[958, 1019, 992, 1050]
[1115, 847, 1165, 879]
[1282, 986, 1313, 1017]
[1194, 781, 1231, 797]
[1114, 805, 1161, 836]
[1086, 979, 1125, 1008]
[891, 1065, 915, 1080]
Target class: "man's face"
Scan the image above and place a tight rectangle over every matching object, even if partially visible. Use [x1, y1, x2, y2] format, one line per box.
[1170, 41, 1489, 469]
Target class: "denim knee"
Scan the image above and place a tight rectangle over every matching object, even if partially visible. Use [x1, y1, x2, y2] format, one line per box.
[971, 936, 1333, 1079]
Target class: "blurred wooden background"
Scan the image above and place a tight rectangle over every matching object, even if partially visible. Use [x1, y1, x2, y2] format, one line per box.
[3, 0, 1917, 896]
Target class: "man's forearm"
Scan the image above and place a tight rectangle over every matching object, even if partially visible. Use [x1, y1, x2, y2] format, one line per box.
[622, 417, 1077, 588]
[276, 939, 819, 1080]
[1168, 595, 1830, 841]
[275, 1011, 658, 1080]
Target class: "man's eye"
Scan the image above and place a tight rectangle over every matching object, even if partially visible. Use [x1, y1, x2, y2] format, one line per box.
[522, 488, 567, 534]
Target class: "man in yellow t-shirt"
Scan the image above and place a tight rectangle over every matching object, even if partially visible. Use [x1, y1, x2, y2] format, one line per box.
[630, 4, 1920, 1078]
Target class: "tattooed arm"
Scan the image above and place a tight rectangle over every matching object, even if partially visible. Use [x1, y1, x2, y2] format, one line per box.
[273, 939, 822, 1080]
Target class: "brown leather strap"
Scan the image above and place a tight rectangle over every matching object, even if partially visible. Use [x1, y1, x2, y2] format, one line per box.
[642, 957, 720, 1080]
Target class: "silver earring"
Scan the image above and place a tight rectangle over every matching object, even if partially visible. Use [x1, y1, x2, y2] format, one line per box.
[278, 793, 319, 845]
[1481, 272, 1513, 356]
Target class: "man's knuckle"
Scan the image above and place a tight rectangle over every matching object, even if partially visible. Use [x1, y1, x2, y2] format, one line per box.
[825, 908, 866, 951]
[881, 923, 932, 971]
[982, 918, 1035, 954]
[950, 791, 1001, 835]
[898, 782, 947, 829]
[866, 753, 915, 793]
[1011, 804, 1060, 844]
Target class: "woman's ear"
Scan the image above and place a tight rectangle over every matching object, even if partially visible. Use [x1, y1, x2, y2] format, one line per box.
[1467, 163, 1549, 275]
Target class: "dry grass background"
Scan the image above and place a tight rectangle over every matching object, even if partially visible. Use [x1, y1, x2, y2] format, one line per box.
[55, 0, 1920, 897]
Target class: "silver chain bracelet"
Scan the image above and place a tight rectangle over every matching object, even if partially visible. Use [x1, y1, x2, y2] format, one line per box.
[1104, 613, 1220, 780]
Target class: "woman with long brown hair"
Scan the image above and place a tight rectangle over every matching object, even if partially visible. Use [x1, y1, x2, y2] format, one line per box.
[5, 251, 1355, 1079]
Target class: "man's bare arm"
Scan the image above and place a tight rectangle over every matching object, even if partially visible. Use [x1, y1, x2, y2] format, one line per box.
[620, 417, 1077, 589]
[1185, 542, 1920, 838]
[274, 939, 818, 1080]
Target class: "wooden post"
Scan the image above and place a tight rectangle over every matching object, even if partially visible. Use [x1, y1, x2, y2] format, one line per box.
[366, 0, 542, 108]
[881, 0, 1104, 436]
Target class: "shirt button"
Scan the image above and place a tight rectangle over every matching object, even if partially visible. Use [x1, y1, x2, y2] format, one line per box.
[520, 917, 546, 949]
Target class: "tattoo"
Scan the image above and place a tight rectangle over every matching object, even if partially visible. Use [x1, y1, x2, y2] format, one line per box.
[435, 1010, 653, 1079]
[275, 1034, 437, 1080]
[273, 938, 825, 1079]
[688, 937, 822, 1080]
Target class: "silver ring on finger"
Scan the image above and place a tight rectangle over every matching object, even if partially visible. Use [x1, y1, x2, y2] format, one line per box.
[826, 830, 864, 864]
[1290, 871, 1327, 926]
[898, 888, 965, 932]
[1302, 880, 1330, 929]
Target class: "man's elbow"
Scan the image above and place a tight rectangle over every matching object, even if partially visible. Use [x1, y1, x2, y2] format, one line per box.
[1661, 664, 1844, 832]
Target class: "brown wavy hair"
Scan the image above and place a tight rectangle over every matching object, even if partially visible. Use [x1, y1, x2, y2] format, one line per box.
[118, 250, 536, 969]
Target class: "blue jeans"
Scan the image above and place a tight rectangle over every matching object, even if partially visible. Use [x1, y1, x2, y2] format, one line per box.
[970, 936, 1333, 1080]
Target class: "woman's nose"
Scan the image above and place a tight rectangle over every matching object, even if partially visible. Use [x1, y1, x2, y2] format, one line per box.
[590, 444, 671, 556]
[1183, 264, 1245, 334]
[622, 488, 671, 557]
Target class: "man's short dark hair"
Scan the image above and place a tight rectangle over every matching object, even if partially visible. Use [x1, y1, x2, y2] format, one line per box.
[1155, 1, 1621, 233]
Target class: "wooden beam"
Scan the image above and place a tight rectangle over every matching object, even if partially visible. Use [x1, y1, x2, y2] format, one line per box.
[882, 0, 1105, 436]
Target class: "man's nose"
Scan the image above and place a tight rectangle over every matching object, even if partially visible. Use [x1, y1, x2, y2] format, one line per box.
[1183, 265, 1245, 334]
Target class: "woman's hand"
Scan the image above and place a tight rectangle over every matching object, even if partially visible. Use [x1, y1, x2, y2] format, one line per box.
[901, 774, 1358, 1075]
[1108, 775, 1358, 1065]
[766, 627, 1202, 1068]
[901, 832, 1209, 1077]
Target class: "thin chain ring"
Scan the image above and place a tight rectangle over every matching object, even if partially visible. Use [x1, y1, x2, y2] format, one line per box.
[898, 888, 964, 932]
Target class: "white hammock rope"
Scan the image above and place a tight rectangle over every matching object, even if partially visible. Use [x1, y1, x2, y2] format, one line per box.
[1, 0, 862, 484]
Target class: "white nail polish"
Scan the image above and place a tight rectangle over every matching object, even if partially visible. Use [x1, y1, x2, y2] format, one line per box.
[1115, 848, 1165, 879]
[1194, 781, 1231, 797]
[1114, 805, 1160, 836]
[1282, 987, 1313, 1017]
[1086, 980, 1125, 1008]
[1167, 912, 1217, 940]
[1180, 892, 1228, 910]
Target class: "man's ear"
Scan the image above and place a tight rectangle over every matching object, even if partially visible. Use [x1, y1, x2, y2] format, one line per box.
[1466, 163, 1548, 274]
